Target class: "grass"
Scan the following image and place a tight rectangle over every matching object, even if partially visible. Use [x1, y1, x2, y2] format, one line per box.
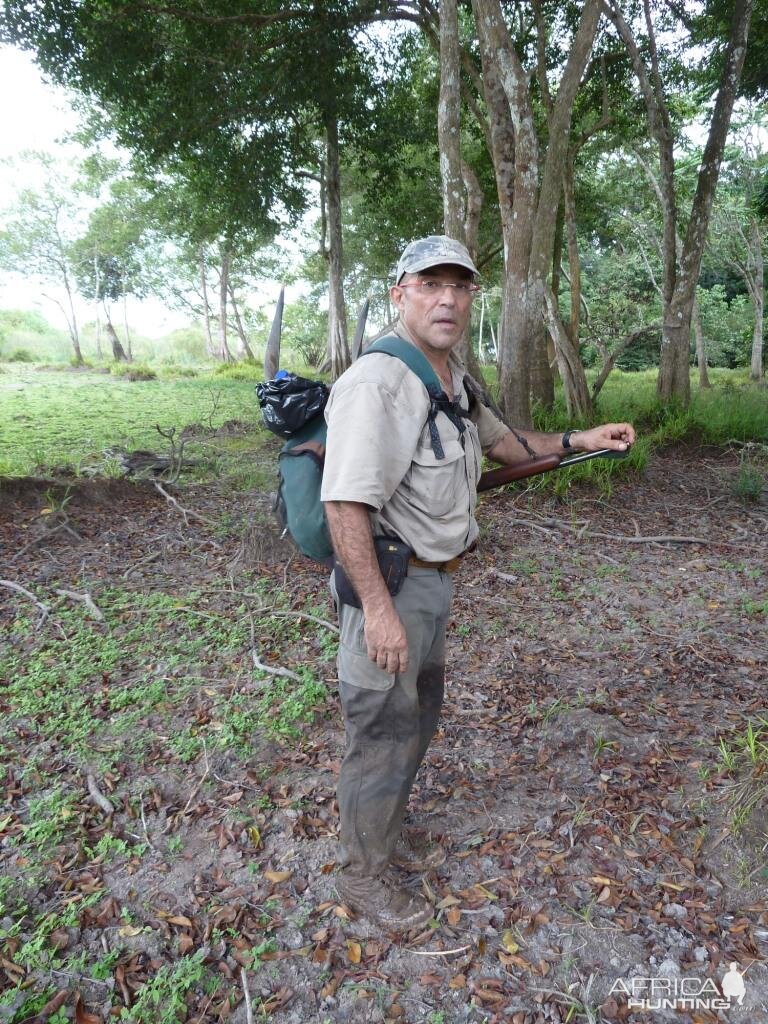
[0, 578, 334, 1018]
[718, 717, 768, 831]
[2, 361, 765, 481]
[0, 363, 268, 477]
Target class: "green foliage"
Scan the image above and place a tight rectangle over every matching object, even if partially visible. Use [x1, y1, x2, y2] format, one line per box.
[0, 365, 264, 476]
[119, 951, 206, 1024]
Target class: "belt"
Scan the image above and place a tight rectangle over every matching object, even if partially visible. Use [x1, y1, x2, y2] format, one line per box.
[409, 555, 463, 573]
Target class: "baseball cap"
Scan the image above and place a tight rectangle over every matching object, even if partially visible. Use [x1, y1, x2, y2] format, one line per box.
[395, 235, 478, 284]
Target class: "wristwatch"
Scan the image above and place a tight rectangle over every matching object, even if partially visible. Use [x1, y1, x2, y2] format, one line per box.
[561, 429, 578, 450]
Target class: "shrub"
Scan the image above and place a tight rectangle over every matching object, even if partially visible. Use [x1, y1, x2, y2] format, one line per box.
[111, 363, 157, 381]
[7, 348, 35, 362]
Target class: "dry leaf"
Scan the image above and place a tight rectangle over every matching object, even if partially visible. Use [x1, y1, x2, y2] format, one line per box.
[597, 886, 612, 904]
[446, 907, 461, 927]
[167, 915, 193, 928]
[264, 870, 292, 883]
[346, 940, 362, 964]
[178, 933, 194, 954]
[501, 930, 520, 954]
[75, 993, 101, 1024]
[247, 826, 262, 847]
[118, 924, 143, 937]
[448, 973, 466, 990]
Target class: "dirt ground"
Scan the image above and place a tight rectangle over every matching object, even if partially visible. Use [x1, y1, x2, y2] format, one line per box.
[1, 444, 767, 1024]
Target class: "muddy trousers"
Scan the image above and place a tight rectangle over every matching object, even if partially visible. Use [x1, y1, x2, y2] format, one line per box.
[333, 567, 454, 878]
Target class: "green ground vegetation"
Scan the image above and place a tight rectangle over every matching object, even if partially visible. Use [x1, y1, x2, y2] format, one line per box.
[2, 361, 766, 484]
[0, 579, 334, 1019]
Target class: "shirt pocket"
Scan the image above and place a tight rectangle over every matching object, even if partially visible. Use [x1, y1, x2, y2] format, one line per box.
[405, 438, 466, 518]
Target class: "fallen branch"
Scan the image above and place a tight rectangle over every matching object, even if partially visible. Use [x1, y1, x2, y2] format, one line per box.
[152, 480, 219, 528]
[407, 945, 471, 956]
[251, 650, 303, 682]
[55, 588, 105, 621]
[240, 967, 254, 1024]
[587, 531, 709, 545]
[249, 615, 303, 681]
[139, 795, 156, 851]
[182, 740, 211, 815]
[0, 579, 50, 625]
[10, 520, 82, 563]
[86, 773, 115, 817]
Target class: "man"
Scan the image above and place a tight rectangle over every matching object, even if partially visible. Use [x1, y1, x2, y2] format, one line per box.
[321, 236, 635, 931]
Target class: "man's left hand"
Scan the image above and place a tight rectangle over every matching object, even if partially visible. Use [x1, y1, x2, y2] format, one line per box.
[571, 423, 635, 453]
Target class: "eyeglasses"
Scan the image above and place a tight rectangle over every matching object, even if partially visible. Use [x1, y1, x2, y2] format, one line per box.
[398, 279, 481, 297]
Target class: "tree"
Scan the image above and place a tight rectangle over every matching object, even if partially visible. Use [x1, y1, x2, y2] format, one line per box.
[0, 156, 85, 363]
[472, 0, 603, 424]
[604, 0, 755, 405]
[2, 1, 385, 379]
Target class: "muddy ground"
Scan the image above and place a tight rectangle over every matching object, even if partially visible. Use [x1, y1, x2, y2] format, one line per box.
[1, 444, 767, 1024]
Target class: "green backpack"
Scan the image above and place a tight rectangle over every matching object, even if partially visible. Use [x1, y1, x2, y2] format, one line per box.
[270, 336, 470, 564]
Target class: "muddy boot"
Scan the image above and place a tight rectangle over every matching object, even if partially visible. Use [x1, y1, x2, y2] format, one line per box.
[390, 828, 446, 872]
[336, 870, 433, 932]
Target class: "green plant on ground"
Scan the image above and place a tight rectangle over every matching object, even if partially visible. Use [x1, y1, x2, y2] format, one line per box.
[118, 950, 206, 1023]
[718, 718, 768, 832]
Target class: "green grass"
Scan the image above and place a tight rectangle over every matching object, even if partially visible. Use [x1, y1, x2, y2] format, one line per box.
[0, 364, 268, 477]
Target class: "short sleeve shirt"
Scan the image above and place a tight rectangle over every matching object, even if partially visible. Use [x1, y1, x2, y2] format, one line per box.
[320, 324, 510, 561]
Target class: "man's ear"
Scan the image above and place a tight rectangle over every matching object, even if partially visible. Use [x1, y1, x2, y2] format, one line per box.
[389, 284, 404, 311]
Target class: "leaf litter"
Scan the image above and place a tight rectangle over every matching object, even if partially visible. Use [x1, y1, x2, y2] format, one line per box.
[1, 447, 767, 1022]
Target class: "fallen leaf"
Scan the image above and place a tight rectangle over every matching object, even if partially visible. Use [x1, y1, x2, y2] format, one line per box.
[448, 973, 466, 989]
[346, 940, 362, 964]
[118, 925, 143, 937]
[264, 870, 292, 883]
[178, 933, 194, 954]
[501, 930, 520, 954]
[597, 886, 612, 904]
[446, 907, 461, 927]
[74, 993, 101, 1024]
[167, 915, 194, 928]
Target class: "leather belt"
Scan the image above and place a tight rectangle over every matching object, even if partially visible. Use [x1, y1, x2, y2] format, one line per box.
[409, 555, 463, 573]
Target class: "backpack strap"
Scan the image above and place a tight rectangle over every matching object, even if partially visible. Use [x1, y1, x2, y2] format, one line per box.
[363, 335, 470, 459]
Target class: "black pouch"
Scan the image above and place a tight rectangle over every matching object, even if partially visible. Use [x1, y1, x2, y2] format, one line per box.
[333, 536, 412, 608]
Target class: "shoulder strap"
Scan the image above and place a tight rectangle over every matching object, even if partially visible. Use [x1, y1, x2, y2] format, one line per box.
[364, 335, 443, 396]
[361, 335, 469, 459]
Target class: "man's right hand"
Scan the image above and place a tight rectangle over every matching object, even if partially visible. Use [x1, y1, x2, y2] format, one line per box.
[363, 597, 409, 675]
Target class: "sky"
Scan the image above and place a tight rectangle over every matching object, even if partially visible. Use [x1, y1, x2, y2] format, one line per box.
[0, 47, 224, 339]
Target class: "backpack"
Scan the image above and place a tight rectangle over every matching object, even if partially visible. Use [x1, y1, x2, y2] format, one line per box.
[257, 336, 471, 564]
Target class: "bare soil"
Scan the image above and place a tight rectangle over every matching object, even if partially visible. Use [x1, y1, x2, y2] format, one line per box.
[1, 446, 767, 1024]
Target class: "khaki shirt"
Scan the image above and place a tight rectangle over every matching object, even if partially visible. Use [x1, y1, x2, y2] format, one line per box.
[320, 323, 510, 561]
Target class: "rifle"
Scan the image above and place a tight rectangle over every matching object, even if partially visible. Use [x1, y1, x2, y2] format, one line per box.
[476, 447, 630, 493]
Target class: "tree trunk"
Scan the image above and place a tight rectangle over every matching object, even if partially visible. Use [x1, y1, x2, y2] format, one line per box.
[439, 0, 465, 241]
[609, 0, 754, 403]
[529, 326, 554, 408]
[218, 247, 235, 363]
[62, 263, 83, 365]
[543, 285, 592, 417]
[749, 218, 765, 379]
[199, 249, 215, 359]
[324, 111, 350, 381]
[473, 0, 601, 425]
[228, 283, 256, 360]
[473, 0, 538, 425]
[351, 297, 370, 362]
[121, 271, 133, 362]
[104, 308, 128, 362]
[94, 251, 102, 360]
[264, 286, 284, 380]
[692, 295, 711, 389]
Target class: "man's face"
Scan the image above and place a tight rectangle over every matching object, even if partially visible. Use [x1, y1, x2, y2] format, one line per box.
[389, 264, 475, 356]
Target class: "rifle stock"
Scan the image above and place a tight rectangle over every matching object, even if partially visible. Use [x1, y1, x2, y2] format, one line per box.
[476, 447, 630, 493]
[476, 453, 562, 492]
